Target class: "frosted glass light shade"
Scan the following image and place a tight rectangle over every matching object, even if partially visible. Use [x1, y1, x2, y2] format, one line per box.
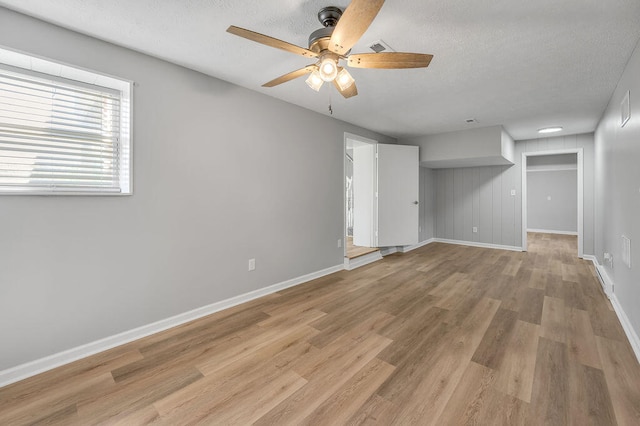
[306, 71, 323, 91]
[336, 68, 355, 91]
[319, 58, 338, 82]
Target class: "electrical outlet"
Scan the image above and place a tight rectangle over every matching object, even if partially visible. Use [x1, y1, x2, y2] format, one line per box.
[248, 258, 255, 271]
[547, 195, 552, 201]
[511, 189, 516, 196]
[472, 227, 478, 233]
[337, 239, 342, 248]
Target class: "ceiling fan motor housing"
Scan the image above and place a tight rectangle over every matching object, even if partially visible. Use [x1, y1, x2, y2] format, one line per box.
[318, 6, 342, 27]
[309, 27, 333, 52]
[309, 6, 343, 52]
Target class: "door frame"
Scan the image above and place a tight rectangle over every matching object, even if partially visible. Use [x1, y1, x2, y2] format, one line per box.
[343, 132, 378, 257]
[521, 148, 584, 257]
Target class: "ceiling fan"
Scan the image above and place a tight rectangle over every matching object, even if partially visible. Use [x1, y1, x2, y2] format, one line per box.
[226, 0, 433, 99]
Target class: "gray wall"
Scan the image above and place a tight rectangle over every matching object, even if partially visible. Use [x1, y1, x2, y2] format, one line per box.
[594, 37, 640, 337]
[422, 133, 594, 252]
[527, 169, 577, 233]
[0, 8, 395, 371]
[526, 154, 578, 233]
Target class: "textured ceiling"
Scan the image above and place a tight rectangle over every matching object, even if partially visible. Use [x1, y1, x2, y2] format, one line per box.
[1, 0, 640, 140]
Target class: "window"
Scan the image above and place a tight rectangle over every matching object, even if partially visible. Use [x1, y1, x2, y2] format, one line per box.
[0, 47, 131, 194]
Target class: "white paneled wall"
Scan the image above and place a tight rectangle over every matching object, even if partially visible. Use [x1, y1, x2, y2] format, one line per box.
[434, 165, 518, 247]
[419, 167, 435, 242]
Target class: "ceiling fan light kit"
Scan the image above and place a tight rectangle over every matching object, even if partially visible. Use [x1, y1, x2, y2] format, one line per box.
[336, 68, 355, 91]
[226, 0, 433, 99]
[305, 71, 324, 91]
[319, 56, 339, 82]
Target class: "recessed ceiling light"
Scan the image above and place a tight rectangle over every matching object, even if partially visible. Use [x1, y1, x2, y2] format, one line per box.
[538, 127, 563, 134]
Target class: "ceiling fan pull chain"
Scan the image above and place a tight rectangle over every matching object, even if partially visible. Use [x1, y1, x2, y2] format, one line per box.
[328, 90, 333, 115]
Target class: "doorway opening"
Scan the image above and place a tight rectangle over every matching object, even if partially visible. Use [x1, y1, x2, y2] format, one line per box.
[345, 133, 380, 260]
[521, 149, 584, 258]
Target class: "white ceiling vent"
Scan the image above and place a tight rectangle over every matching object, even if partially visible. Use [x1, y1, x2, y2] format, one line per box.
[369, 40, 394, 53]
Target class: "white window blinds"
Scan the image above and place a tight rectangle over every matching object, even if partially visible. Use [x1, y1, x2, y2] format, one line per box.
[0, 62, 130, 194]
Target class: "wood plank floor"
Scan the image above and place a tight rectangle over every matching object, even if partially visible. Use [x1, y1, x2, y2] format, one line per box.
[2, 233, 639, 425]
[346, 236, 380, 259]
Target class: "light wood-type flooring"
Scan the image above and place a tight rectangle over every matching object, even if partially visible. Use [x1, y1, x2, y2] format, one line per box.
[1, 233, 640, 425]
[346, 236, 380, 259]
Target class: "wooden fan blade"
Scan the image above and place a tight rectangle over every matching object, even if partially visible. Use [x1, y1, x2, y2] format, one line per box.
[262, 65, 317, 87]
[227, 26, 318, 59]
[347, 52, 433, 69]
[329, 0, 385, 55]
[332, 79, 358, 99]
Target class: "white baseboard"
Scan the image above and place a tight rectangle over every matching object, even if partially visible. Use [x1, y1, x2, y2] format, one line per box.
[434, 238, 523, 252]
[585, 259, 640, 365]
[0, 263, 344, 388]
[357, 238, 435, 260]
[527, 228, 578, 236]
[594, 263, 613, 297]
[344, 251, 383, 270]
[398, 238, 436, 253]
[379, 247, 397, 256]
[610, 293, 640, 365]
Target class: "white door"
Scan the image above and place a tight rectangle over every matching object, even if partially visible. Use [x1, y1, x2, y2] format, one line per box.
[376, 144, 419, 247]
[352, 143, 376, 247]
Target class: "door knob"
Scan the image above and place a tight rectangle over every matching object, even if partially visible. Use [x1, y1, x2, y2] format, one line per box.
[413, 201, 419, 205]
